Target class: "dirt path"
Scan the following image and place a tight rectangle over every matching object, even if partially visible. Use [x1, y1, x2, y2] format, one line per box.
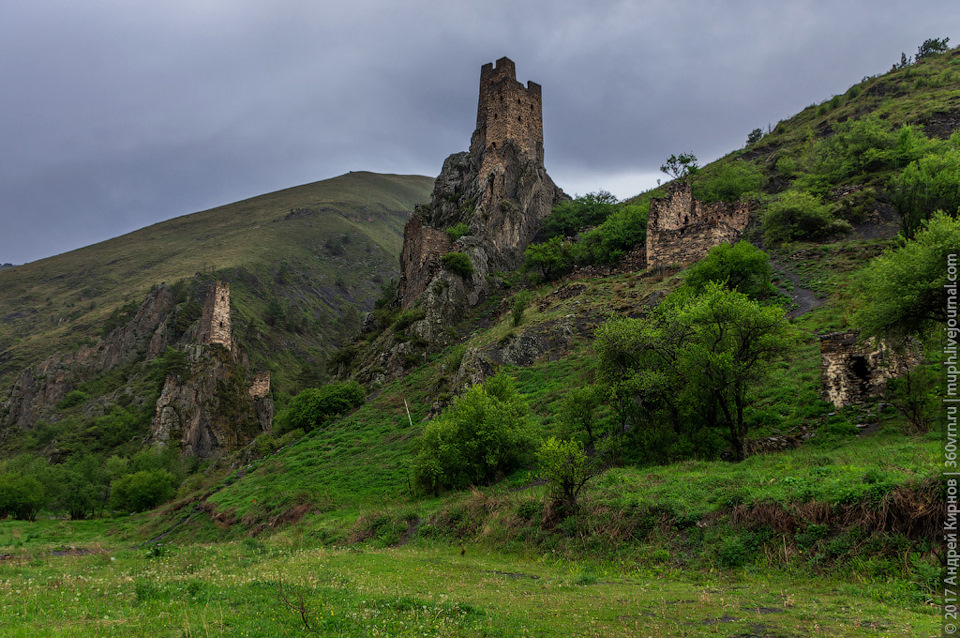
[770, 259, 821, 318]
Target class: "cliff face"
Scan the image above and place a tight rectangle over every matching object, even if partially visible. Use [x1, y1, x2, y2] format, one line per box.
[151, 344, 272, 458]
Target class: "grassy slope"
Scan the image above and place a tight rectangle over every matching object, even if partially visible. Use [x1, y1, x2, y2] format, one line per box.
[0, 172, 433, 388]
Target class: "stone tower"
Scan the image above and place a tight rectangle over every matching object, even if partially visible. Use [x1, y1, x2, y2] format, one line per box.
[199, 282, 231, 350]
[469, 57, 544, 178]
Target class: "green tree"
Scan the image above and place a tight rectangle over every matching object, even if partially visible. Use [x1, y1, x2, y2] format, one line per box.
[110, 469, 176, 513]
[575, 204, 647, 264]
[411, 373, 535, 494]
[746, 128, 764, 146]
[660, 152, 699, 181]
[596, 285, 796, 461]
[0, 473, 46, 520]
[852, 213, 960, 341]
[559, 385, 603, 444]
[682, 241, 773, 300]
[917, 37, 950, 61]
[524, 237, 574, 281]
[537, 191, 619, 240]
[53, 454, 103, 520]
[537, 437, 604, 515]
[890, 145, 960, 238]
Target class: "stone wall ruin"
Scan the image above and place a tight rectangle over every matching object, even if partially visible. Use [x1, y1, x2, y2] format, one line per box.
[645, 182, 750, 268]
[819, 331, 920, 408]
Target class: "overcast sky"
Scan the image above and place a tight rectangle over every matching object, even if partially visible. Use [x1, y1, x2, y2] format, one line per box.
[0, 0, 952, 265]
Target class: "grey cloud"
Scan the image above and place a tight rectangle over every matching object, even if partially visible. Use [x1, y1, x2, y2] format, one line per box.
[0, 0, 953, 263]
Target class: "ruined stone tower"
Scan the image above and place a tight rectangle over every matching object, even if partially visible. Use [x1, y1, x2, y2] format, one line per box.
[199, 282, 231, 350]
[470, 57, 544, 178]
[393, 57, 564, 313]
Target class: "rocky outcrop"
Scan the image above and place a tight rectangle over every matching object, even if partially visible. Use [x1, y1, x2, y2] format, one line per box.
[0, 279, 273, 459]
[151, 345, 271, 458]
[0, 284, 176, 432]
[452, 317, 576, 389]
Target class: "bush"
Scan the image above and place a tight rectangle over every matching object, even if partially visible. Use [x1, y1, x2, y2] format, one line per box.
[446, 222, 470, 242]
[392, 308, 426, 332]
[575, 204, 647, 264]
[511, 291, 534, 327]
[537, 437, 603, 514]
[441, 252, 475, 278]
[682, 241, 773, 300]
[891, 144, 960, 238]
[57, 390, 89, 410]
[411, 373, 535, 494]
[110, 469, 176, 513]
[693, 161, 765, 204]
[276, 381, 365, 434]
[762, 190, 851, 244]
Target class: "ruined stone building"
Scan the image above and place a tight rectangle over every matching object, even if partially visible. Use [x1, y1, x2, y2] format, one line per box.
[820, 331, 920, 408]
[646, 182, 750, 268]
[198, 281, 232, 350]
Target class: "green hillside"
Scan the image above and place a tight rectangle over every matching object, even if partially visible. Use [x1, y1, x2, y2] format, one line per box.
[0, 171, 433, 390]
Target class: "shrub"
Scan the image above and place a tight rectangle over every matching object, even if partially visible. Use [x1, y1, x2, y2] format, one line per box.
[110, 469, 176, 513]
[446, 222, 470, 242]
[762, 190, 851, 244]
[511, 291, 534, 327]
[524, 237, 575, 281]
[576, 204, 647, 264]
[276, 381, 365, 434]
[441, 252, 475, 278]
[852, 213, 960, 340]
[805, 114, 897, 181]
[57, 390, 89, 410]
[682, 241, 773, 300]
[392, 308, 426, 332]
[537, 437, 603, 514]
[411, 373, 535, 494]
[693, 161, 765, 204]
[891, 145, 960, 238]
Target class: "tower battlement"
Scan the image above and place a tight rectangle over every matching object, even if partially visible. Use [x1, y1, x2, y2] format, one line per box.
[471, 57, 544, 170]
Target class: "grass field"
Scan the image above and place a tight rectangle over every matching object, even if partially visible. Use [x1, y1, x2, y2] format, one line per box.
[0, 523, 941, 637]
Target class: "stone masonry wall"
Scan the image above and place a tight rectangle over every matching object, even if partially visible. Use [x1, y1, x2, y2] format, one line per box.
[199, 282, 231, 350]
[646, 183, 750, 268]
[820, 331, 920, 408]
[248, 372, 271, 399]
[398, 215, 453, 309]
[470, 56, 543, 179]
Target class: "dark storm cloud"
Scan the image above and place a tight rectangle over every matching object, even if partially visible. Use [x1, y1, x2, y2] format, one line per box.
[0, 0, 952, 264]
